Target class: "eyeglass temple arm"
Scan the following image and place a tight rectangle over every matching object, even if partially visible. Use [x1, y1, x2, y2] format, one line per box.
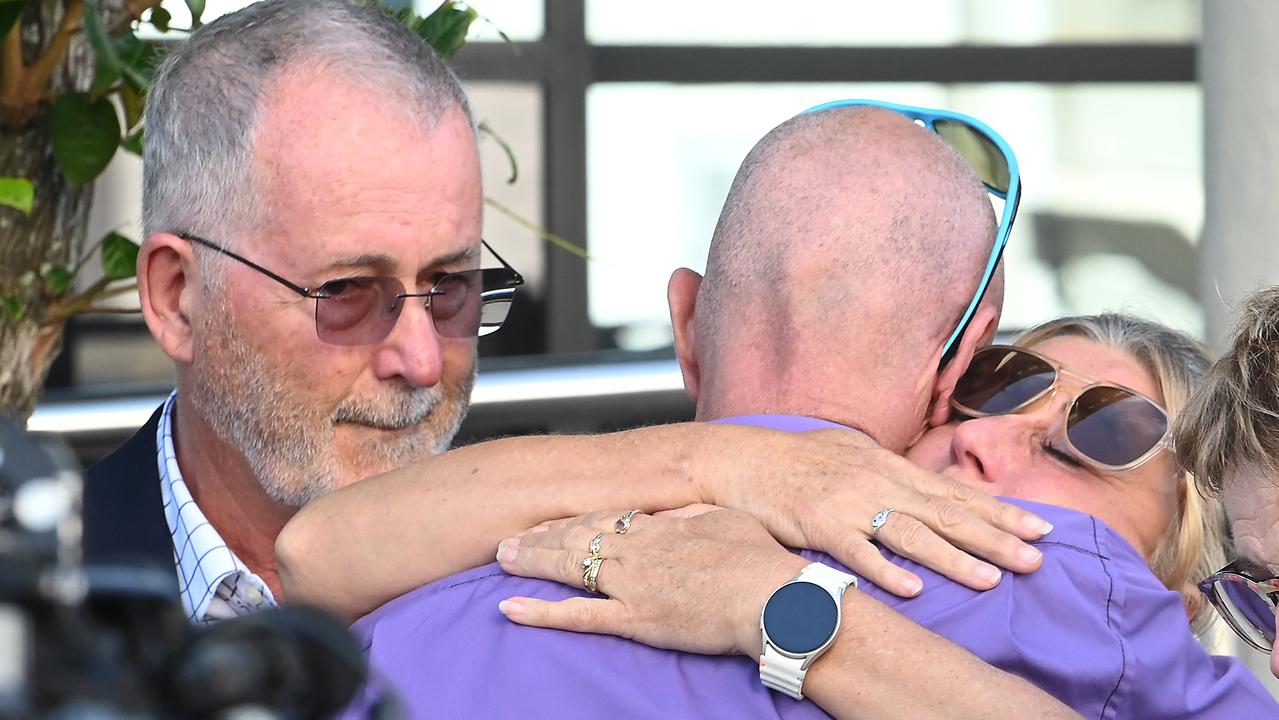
[481, 239, 525, 286]
[939, 185, 1021, 368]
[181, 233, 320, 298]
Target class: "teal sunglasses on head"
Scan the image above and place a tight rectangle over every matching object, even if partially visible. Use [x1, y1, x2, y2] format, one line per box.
[802, 99, 1022, 366]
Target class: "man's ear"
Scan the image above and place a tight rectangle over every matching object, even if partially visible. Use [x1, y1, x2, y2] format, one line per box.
[667, 267, 703, 401]
[925, 304, 1000, 427]
[137, 232, 201, 364]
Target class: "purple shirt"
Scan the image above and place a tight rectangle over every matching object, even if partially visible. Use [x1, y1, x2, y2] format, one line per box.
[344, 414, 1276, 718]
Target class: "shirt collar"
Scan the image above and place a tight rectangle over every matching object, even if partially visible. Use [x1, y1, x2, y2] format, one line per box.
[156, 392, 276, 622]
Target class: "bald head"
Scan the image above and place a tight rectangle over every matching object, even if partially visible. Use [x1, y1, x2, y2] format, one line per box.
[688, 106, 998, 448]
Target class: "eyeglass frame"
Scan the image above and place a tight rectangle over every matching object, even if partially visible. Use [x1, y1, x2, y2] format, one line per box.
[950, 344, 1173, 472]
[801, 99, 1022, 367]
[1198, 559, 1279, 654]
[180, 233, 524, 343]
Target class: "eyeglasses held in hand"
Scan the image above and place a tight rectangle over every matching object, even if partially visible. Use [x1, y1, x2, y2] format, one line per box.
[802, 99, 1021, 366]
[1198, 560, 1279, 654]
[181, 234, 524, 345]
[951, 345, 1171, 471]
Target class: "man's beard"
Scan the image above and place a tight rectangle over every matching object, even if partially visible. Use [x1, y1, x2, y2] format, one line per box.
[188, 294, 474, 508]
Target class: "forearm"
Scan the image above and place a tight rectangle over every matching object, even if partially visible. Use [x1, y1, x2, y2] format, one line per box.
[804, 592, 1079, 719]
[277, 422, 765, 619]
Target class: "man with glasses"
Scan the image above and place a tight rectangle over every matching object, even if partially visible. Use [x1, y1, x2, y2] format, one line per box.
[85, 0, 1044, 629]
[1177, 285, 1279, 681]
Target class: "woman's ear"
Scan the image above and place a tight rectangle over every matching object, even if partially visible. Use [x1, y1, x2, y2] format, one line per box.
[137, 232, 200, 364]
[667, 268, 704, 401]
[926, 304, 999, 427]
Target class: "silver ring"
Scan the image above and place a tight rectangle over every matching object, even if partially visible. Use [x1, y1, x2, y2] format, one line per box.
[615, 509, 641, 535]
[870, 508, 895, 536]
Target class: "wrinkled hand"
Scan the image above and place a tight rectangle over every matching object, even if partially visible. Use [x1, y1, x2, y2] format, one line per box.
[694, 428, 1053, 596]
[496, 506, 803, 658]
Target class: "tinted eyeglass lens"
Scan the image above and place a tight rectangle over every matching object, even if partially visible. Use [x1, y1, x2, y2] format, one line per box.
[933, 119, 1011, 193]
[954, 349, 1055, 415]
[315, 276, 404, 346]
[1214, 576, 1278, 651]
[430, 271, 484, 338]
[1066, 387, 1168, 467]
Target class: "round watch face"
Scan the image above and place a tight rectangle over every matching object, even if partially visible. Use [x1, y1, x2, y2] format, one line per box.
[762, 581, 839, 655]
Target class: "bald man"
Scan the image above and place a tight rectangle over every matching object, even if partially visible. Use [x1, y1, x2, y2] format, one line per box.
[337, 108, 1059, 717]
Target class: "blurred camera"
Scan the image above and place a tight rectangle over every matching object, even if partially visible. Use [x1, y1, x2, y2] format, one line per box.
[0, 418, 379, 719]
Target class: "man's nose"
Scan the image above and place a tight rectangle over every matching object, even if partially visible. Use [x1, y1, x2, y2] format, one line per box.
[373, 298, 445, 389]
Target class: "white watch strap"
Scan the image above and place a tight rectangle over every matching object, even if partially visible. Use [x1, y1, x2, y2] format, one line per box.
[759, 562, 857, 700]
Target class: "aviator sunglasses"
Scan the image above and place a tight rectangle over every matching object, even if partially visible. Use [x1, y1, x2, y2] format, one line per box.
[951, 345, 1172, 471]
[182, 234, 524, 345]
[802, 99, 1021, 366]
[1198, 560, 1279, 654]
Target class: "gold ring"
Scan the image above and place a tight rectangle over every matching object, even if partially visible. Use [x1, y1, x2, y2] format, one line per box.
[589, 531, 604, 556]
[583, 556, 604, 593]
[615, 509, 641, 535]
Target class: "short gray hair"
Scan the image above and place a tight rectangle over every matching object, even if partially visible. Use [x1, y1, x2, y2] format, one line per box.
[142, 0, 473, 244]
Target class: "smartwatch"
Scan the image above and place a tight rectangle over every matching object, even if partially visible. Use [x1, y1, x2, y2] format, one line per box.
[759, 562, 858, 700]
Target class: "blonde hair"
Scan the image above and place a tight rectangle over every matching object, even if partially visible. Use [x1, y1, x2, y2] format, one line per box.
[1013, 314, 1223, 634]
[1175, 286, 1279, 496]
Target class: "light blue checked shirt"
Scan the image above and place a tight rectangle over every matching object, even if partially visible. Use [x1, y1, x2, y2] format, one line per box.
[157, 392, 277, 623]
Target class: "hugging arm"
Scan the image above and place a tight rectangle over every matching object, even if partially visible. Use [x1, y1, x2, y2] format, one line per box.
[276, 425, 1052, 621]
[497, 507, 1078, 720]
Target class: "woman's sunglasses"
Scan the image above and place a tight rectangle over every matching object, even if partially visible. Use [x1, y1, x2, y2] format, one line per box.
[183, 234, 523, 346]
[1198, 560, 1279, 654]
[951, 345, 1171, 471]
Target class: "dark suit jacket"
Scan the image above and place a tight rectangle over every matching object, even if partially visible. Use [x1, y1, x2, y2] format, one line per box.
[83, 404, 178, 593]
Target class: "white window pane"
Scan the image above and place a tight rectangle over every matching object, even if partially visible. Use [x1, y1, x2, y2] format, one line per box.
[586, 83, 1203, 350]
[587, 0, 1198, 46]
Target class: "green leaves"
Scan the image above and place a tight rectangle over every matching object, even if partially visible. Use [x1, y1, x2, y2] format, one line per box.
[41, 265, 74, 295]
[1, 295, 24, 321]
[0, 0, 28, 40]
[101, 232, 139, 281]
[51, 93, 120, 186]
[149, 6, 171, 32]
[396, 2, 478, 59]
[86, 0, 160, 99]
[0, 177, 34, 214]
[185, 0, 205, 28]
[122, 128, 145, 156]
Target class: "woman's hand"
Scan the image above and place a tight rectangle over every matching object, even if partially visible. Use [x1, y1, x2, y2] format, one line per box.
[693, 428, 1052, 597]
[496, 506, 804, 657]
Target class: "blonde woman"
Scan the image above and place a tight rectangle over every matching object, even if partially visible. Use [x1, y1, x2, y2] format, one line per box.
[491, 315, 1270, 717]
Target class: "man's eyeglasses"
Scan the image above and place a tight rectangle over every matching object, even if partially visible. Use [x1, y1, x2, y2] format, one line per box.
[1198, 560, 1279, 654]
[802, 99, 1021, 366]
[182, 234, 524, 345]
[951, 345, 1171, 471]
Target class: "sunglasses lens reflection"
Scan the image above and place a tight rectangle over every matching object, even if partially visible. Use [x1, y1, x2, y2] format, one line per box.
[954, 348, 1055, 414]
[933, 119, 1011, 194]
[1067, 387, 1168, 468]
[1216, 576, 1278, 651]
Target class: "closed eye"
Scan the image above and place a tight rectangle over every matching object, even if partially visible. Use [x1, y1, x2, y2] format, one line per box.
[1042, 441, 1084, 469]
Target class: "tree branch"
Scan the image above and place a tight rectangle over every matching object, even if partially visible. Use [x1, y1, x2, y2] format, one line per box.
[49, 274, 110, 321]
[0, 20, 22, 105]
[19, 0, 84, 101]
